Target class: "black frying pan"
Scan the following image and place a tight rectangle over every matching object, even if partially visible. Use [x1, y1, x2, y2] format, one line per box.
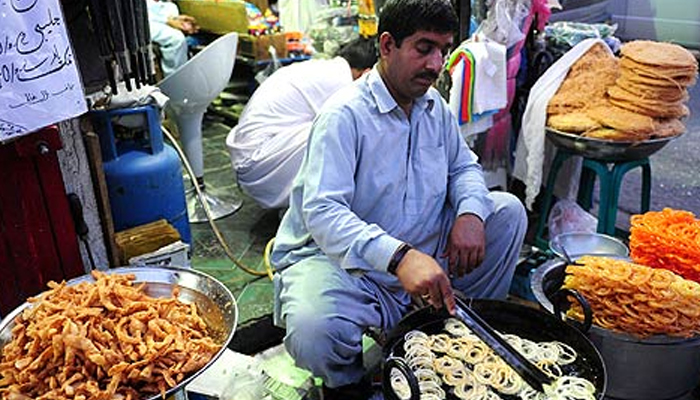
[382, 299, 607, 400]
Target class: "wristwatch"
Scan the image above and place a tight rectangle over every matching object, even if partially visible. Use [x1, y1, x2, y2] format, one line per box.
[388, 243, 413, 275]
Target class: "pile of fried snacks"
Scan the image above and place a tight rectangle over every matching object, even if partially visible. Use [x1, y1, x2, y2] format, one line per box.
[612, 40, 697, 120]
[563, 256, 700, 338]
[0, 271, 221, 400]
[390, 319, 596, 400]
[546, 40, 697, 141]
[629, 208, 700, 283]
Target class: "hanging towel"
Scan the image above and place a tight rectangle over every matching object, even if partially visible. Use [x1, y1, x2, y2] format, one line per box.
[448, 42, 508, 133]
[472, 41, 507, 115]
[447, 48, 476, 125]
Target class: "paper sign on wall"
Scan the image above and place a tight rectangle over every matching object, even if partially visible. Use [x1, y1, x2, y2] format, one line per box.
[0, 0, 87, 142]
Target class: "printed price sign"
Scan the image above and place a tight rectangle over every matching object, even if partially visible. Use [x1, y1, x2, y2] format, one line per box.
[0, 0, 87, 142]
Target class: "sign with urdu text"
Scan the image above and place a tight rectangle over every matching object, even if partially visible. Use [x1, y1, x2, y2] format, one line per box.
[0, 0, 87, 142]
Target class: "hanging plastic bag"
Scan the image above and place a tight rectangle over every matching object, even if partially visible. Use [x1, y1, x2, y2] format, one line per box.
[544, 21, 619, 49]
[255, 45, 283, 85]
[475, 0, 530, 49]
[220, 355, 268, 400]
[548, 199, 597, 238]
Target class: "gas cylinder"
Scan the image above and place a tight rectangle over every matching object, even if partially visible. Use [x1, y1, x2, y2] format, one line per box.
[91, 105, 191, 244]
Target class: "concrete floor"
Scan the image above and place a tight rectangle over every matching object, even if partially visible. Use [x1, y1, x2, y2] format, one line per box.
[185, 115, 281, 331]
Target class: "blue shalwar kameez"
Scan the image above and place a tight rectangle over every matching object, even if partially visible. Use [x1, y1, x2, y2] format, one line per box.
[270, 67, 527, 388]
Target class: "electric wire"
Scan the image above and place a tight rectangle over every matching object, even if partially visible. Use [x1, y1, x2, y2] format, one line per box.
[161, 124, 273, 279]
[263, 237, 276, 280]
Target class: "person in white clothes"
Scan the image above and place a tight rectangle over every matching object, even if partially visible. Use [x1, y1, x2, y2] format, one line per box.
[147, 0, 199, 77]
[278, 0, 329, 34]
[226, 37, 378, 209]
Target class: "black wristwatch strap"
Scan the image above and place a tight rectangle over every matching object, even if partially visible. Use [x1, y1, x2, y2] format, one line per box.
[388, 243, 413, 275]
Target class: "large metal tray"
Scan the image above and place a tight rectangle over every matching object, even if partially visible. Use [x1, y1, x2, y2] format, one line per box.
[546, 128, 678, 161]
[0, 266, 238, 400]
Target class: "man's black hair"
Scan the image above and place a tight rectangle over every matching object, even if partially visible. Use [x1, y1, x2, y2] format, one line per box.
[378, 0, 459, 47]
[335, 36, 379, 70]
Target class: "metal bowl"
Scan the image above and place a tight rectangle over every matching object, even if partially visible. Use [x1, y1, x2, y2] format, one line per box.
[0, 266, 238, 400]
[546, 128, 678, 161]
[550, 232, 629, 261]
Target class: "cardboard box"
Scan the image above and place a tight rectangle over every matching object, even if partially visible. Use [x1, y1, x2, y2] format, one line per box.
[238, 33, 288, 61]
[129, 241, 191, 268]
[114, 219, 181, 264]
[176, 0, 248, 35]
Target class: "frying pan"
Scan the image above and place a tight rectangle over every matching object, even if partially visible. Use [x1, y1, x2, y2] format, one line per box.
[382, 299, 607, 400]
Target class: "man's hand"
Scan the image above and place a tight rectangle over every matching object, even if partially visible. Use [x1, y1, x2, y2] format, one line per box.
[442, 213, 485, 278]
[394, 249, 455, 314]
[167, 15, 199, 35]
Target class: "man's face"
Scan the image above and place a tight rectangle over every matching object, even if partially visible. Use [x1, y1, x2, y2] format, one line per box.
[379, 30, 454, 106]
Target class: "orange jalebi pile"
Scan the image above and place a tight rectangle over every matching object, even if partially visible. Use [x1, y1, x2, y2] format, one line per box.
[629, 208, 700, 283]
[563, 256, 700, 338]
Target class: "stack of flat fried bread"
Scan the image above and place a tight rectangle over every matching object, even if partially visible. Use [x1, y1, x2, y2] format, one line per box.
[609, 40, 697, 129]
[546, 40, 698, 142]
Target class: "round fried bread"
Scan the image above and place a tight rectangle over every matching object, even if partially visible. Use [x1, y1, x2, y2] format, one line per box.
[616, 76, 688, 102]
[549, 68, 619, 114]
[547, 112, 602, 133]
[608, 85, 685, 108]
[621, 57, 698, 80]
[586, 104, 655, 134]
[620, 67, 697, 88]
[620, 57, 698, 76]
[568, 43, 620, 76]
[582, 127, 649, 142]
[548, 44, 619, 115]
[621, 40, 699, 69]
[652, 118, 686, 138]
[610, 97, 689, 119]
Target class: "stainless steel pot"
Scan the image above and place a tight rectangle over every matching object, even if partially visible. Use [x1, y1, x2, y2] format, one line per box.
[531, 259, 700, 400]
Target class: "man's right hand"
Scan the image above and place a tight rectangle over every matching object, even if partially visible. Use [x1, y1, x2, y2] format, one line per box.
[394, 249, 455, 314]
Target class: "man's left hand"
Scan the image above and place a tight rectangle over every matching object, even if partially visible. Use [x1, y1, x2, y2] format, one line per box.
[442, 213, 485, 278]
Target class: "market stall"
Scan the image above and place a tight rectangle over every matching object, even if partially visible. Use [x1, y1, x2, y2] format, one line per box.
[1, 0, 700, 399]
[513, 38, 697, 247]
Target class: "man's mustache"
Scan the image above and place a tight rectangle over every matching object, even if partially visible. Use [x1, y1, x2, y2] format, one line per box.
[416, 71, 439, 81]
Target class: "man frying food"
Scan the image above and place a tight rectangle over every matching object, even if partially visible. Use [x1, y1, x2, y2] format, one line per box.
[270, 0, 528, 398]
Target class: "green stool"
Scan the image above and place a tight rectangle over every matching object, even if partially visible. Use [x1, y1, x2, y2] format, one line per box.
[534, 149, 651, 250]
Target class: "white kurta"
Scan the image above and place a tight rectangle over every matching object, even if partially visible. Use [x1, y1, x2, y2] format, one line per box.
[226, 57, 354, 209]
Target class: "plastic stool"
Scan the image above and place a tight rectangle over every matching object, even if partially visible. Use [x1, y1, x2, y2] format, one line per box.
[535, 149, 651, 249]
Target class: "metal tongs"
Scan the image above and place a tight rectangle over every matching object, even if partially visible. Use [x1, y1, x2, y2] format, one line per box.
[453, 297, 554, 392]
